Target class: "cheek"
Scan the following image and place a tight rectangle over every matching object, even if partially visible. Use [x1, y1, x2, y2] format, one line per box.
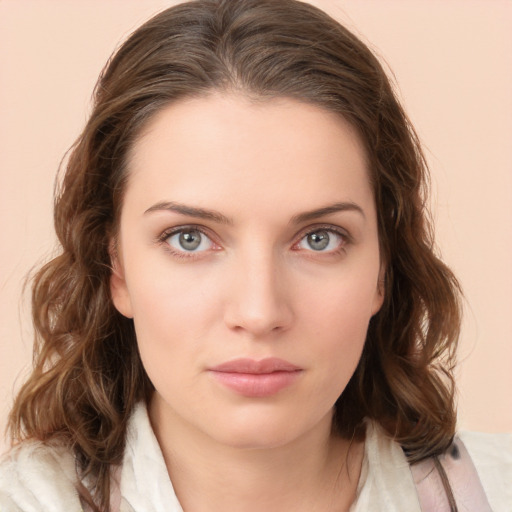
[305, 268, 379, 336]
[125, 265, 222, 381]
[299, 269, 378, 381]
[125, 242, 221, 325]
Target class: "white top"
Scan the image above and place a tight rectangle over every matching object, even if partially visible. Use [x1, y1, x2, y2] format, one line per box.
[0, 403, 510, 511]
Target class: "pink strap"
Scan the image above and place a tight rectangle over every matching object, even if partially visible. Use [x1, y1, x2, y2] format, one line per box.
[411, 438, 493, 512]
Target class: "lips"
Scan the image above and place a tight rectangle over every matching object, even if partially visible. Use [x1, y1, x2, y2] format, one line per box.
[208, 358, 302, 397]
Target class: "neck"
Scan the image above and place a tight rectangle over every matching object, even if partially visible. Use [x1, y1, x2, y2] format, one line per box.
[149, 397, 364, 512]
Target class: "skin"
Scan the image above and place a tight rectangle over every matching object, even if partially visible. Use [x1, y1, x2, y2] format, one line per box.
[111, 93, 384, 511]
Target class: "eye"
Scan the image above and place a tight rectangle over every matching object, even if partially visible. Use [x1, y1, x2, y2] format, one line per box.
[295, 228, 346, 252]
[165, 228, 214, 253]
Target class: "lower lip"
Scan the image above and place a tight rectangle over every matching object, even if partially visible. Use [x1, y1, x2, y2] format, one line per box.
[209, 370, 302, 397]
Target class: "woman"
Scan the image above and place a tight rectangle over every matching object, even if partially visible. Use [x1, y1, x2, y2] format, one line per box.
[0, 0, 510, 510]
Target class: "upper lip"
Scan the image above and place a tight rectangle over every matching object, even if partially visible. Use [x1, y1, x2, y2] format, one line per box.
[209, 358, 301, 374]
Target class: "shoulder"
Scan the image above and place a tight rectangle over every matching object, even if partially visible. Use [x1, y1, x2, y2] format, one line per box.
[411, 430, 512, 512]
[0, 439, 83, 511]
[459, 429, 512, 465]
[458, 430, 512, 511]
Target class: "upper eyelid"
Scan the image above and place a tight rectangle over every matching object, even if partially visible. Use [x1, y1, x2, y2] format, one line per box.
[158, 224, 216, 241]
[294, 223, 350, 241]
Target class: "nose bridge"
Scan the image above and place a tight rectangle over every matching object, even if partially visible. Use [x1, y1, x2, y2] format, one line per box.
[224, 242, 292, 335]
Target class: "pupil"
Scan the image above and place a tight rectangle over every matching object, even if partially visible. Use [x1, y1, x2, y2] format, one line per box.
[179, 230, 201, 250]
[308, 231, 329, 250]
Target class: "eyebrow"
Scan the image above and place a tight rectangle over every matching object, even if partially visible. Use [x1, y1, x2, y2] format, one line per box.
[144, 200, 365, 225]
[290, 202, 366, 224]
[144, 201, 233, 225]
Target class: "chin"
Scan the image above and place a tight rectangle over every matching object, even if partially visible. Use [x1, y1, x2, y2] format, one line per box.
[202, 405, 334, 451]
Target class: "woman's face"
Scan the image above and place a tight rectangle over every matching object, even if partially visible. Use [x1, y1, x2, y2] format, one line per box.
[111, 93, 383, 449]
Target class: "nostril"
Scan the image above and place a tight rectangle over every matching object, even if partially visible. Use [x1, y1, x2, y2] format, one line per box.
[224, 304, 293, 337]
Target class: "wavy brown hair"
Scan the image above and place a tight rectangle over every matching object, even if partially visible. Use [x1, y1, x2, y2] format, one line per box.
[9, 0, 461, 509]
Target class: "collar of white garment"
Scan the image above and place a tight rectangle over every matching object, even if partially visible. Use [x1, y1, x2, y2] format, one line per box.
[119, 402, 183, 511]
[118, 402, 420, 512]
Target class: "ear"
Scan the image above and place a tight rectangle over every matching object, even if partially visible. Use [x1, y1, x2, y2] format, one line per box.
[109, 241, 134, 319]
[371, 264, 386, 316]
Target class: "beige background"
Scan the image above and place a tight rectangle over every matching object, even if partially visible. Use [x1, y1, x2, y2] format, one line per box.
[1, 0, 511, 454]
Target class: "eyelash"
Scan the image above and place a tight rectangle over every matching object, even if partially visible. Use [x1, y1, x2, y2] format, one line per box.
[156, 224, 351, 259]
[292, 224, 351, 256]
[156, 225, 220, 260]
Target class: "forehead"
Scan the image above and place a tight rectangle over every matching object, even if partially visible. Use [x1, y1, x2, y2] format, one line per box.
[124, 93, 373, 218]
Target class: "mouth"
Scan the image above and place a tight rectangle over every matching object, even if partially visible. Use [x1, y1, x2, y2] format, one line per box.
[208, 358, 303, 397]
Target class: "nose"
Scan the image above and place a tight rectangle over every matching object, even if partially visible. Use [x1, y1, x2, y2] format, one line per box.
[223, 250, 294, 337]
